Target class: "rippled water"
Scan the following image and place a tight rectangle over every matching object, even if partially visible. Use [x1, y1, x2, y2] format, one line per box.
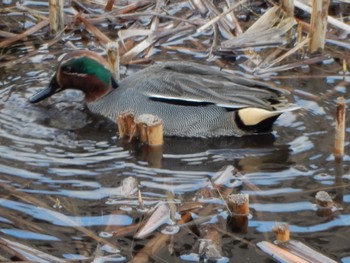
[1, 1, 350, 262]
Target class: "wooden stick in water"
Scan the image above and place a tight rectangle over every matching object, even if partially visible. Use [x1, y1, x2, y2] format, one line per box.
[49, 0, 64, 35]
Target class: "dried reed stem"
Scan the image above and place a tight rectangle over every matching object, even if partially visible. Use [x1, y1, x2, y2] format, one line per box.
[196, 0, 247, 33]
[280, 0, 294, 17]
[257, 241, 309, 263]
[309, 0, 330, 53]
[106, 41, 120, 81]
[0, 20, 49, 48]
[105, 0, 115, 11]
[49, 0, 64, 35]
[295, 0, 350, 33]
[77, 14, 111, 45]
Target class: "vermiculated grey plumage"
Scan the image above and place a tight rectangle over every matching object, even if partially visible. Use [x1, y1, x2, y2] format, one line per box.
[88, 62, 297, 137]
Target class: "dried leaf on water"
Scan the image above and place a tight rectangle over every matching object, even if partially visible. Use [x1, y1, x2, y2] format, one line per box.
[135, 203, 173, 238]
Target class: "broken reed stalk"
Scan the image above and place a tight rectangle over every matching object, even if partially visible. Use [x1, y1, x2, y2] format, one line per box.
[315, 191, 334, 216]
[227, 193, 249, 233]
[106, 41, 120, 81]
[294, 0, 350, 33]
[278, 240, 338, 263]
[315, 191, 334, 208]
[273, 222, 290, 243]
[117, 111, 137, 140]
[309, 0, 331, 53]
[136, 114, 164, 146]
[280, 0, 294, 17]
[257, 241, 309, 263]
[227, 193, 249, 215]
[117, 112, 164, 146]
[334, 97, 346, 160]
[199, 226, 223, 260]
[77, 14, 111, 45]
[0, 237, 66, 263]
[49, 0, 64, 35]
[258, 223, 337, 262]
[105, 0, 115, 11]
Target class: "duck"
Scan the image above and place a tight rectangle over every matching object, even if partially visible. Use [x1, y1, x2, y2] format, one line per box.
[29, 50, 299, 137]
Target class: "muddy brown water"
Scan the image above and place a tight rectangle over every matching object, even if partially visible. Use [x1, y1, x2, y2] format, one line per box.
[1, 1, 350, 262]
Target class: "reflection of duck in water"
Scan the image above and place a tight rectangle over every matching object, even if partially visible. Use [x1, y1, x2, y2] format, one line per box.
[29, 50, 298, 138]
[119, 133, 292, 172]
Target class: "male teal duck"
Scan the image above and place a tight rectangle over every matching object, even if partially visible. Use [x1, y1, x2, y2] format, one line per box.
[29, 50, 299, 137]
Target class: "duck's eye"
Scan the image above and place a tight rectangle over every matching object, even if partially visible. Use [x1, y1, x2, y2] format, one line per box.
[62, 65, 73, 72]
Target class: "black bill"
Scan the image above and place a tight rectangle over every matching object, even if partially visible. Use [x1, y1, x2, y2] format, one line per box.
[29, 75, 60, 103]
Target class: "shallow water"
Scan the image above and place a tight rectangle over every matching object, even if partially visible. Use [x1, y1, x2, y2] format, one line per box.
[1, 1, 350, 262]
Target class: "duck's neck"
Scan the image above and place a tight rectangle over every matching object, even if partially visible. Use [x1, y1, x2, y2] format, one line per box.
[80, 75, 117, 103]
[84, 87, 111, 102]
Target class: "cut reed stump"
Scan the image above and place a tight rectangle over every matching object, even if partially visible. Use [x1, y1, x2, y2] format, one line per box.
[334, 97, 346, 160]
[136, 114, 164, 146]
[117, 112, 164, 167]
[334, 97, 346, 202]
[117, 112, 164, 146]
[309, 0, 331, 53]
[315, 191, 334, 217]
[117, 111, 137, 140]
[226, 193, 249, 233]
[49, 0, 64, 35]
[273, 222, 290, 243]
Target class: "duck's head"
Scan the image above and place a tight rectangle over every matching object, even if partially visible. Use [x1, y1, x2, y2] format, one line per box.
[29, 50, 118, 104]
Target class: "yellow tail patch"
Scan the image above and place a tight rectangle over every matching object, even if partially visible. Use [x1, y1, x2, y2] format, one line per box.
[238, 108, 281, 126]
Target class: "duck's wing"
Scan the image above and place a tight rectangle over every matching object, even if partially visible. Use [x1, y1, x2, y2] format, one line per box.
[141, 62, 290, 110]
